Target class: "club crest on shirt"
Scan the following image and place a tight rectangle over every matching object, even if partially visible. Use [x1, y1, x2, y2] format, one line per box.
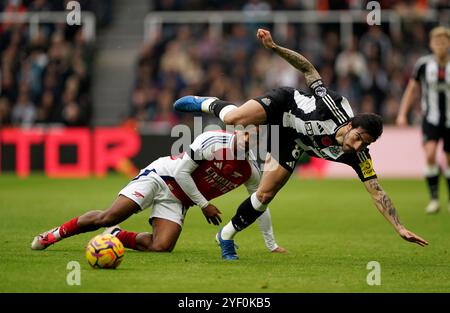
[314, 86, 327, 97]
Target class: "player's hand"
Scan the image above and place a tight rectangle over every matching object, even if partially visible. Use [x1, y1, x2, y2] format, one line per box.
[398, 228, 428, 247]
[271, 246, 288, 253]
[395, 114, 408, 127]
[257, 28, 276, 50]
[201, 204, 222, 225]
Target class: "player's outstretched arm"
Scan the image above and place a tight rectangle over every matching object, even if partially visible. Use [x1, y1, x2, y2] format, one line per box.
[256, 28, 321, 86]
[363, 178, 429, 247]
[396, 79, 420, 127]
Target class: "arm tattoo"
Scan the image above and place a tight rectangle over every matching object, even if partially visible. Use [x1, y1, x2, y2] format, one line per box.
[378, 193, 402, 226]
[388, 206, 402, 227]
[273, 45, 321, 86]
[368, 179, 382, 192]
[369, 179, 402, 226]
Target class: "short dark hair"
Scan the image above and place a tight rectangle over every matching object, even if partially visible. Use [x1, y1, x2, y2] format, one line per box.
[349, 113, 383, 140]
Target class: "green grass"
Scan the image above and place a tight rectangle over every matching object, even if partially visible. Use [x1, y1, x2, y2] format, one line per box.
[1, 174, 450, 292]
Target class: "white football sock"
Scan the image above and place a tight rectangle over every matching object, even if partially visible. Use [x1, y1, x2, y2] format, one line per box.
[201, 98, 217, 113]
[251, 192, 267, 211]
[220, 221, 238, 240]
[218, 105, 237, 122]
[52, 227, 62, 240]
[425, 165, 440, 177]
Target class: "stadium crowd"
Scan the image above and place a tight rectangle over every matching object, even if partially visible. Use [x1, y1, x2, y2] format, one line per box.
[0, 0, 448, 128]
[130, 0, 449, 127]
[0, 0, 112, 127]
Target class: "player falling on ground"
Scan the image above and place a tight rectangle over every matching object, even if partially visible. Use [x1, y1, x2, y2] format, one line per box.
[31, 129, 286, 255]
[174, 28, 428, 260]
[396, 26, 450, 214]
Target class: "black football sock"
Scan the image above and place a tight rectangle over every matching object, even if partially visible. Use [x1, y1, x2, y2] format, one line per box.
[231, 196, 265, 231]
[425, 165, 440, 200]
[210, 100, 237, 122]
[426, 174, 439, 200]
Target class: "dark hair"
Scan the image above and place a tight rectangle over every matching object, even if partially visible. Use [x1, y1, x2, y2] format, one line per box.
[349, 113, 383, 140]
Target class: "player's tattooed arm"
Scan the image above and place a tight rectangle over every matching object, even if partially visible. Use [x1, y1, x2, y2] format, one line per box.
[272, 45, 322, 86]
[256, 28, 321, 86]
[364, 178, 403, 229]
[364, 178, 428, 247]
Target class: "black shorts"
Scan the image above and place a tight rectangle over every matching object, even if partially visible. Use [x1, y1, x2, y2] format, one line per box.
[422, 120, 450, 152]
[253, 87, 296, 125]
[254, 88, 301, 173]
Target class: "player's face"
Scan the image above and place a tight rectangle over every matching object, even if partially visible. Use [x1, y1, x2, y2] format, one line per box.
[342, 127, 375, 153]
[430, 35, 449, 58]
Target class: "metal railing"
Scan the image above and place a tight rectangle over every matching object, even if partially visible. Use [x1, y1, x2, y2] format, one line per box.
[0, 11, 96, 42]
[144, 9, 449, 47]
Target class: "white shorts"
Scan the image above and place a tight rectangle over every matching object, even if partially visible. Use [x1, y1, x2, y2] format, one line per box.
[118, 165, 187, 227]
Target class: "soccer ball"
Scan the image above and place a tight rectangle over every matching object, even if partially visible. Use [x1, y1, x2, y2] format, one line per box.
[86, 234, 124, 269]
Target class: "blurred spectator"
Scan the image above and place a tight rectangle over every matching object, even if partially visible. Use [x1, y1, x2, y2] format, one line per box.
[361, 60, 389, 114]
[12, 84, 36, 127]
[0, 96, 11, 125]
[359, 26, 392, 65]
[335, 36, 368, 81]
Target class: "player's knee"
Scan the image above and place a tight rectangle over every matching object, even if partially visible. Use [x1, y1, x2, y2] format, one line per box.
[224, 110, 250, 126]
[151, 241, 173, 252]
[223, 113, 240, 125]
[257, 191, 276, 205]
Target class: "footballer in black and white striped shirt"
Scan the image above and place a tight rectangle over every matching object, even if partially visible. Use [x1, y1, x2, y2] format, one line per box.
[397, 26, 450, 214]
[175, 28, 428, 259]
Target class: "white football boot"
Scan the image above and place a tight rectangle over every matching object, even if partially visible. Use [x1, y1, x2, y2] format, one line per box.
[425, 199, 440, 214]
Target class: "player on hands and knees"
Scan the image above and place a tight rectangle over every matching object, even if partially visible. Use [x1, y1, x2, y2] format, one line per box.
[31, 130, 286, 257]
[175, 28, 428, 259]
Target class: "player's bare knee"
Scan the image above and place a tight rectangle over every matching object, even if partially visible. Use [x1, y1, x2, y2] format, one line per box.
[223, 113, 240, 125]
[151, 241, 173, 252]
[257, 191, 275, 205]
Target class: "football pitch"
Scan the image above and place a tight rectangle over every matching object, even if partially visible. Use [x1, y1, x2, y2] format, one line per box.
[1, 174, 450, 293]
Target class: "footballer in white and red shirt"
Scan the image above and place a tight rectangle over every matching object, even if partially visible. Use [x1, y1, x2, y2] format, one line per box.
[31, 130, 285, 255]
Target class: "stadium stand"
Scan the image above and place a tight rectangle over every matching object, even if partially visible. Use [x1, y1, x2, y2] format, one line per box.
[128, 0, 449, 131]
[0, 0, 111, 127]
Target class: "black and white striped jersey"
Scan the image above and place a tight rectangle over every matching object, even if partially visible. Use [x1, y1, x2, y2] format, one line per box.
[413, 54, 450, 127]
[255, 82, 377, 181]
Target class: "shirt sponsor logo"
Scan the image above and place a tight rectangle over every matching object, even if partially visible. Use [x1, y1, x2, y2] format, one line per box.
[305, 122, 313, 136]
[359, 159, 375, 178]
[317, 124, 324, 133]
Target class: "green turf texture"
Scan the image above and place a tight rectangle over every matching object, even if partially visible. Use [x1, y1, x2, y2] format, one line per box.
[1, 174, 449, 293]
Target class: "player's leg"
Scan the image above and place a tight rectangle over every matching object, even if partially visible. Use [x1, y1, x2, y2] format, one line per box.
[217, 154, 292, 259]
[105, 216, 182, 252]
[121, 184, 187, 252]
[134, 218, 182, 252]
[31, 167, 160, 250]
[423, 140, 440, 213]
[422, 121, 441, 214]
[175, 95, 267, 126]
[31, 195, 140, 250]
